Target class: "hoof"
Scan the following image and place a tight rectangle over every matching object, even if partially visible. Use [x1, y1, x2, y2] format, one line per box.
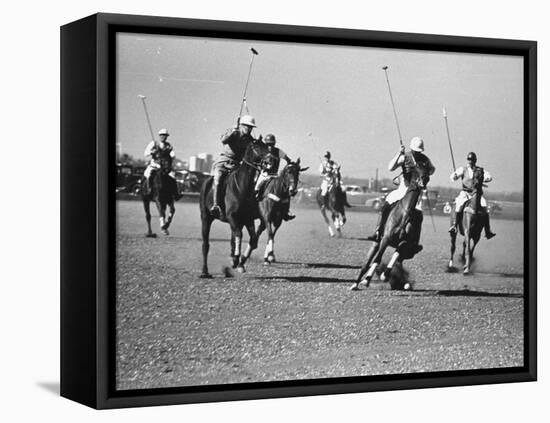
[199, 273, 213, 279]
[263, 259, 271, 266]
[463, 268, 471, 275]
[267, 254, 275, 263]
[236, 266, 246, 273]
[404, 282, 412, 291]
[162, 229, 169, 236]
[446, 266, 458, 273]
[380, 270, 390, 282]
[350, 284, 360, 291]
[146, 233, 157, 238]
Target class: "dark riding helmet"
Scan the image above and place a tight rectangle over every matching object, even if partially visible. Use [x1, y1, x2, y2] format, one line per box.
[324, 151, 331, 159]
[264, 133, 276, 145]
[467, 152, 477, 163]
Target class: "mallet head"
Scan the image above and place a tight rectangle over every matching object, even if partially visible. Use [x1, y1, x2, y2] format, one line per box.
[250, 47, 259, 55]
[382, 66, 389, 70]
[138, 94, 146, 99]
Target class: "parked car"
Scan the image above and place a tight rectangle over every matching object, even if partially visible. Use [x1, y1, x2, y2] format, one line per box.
[116, 164, 145, 195]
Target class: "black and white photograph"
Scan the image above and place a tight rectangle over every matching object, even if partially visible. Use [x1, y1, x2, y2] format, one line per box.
[115, 31, 526, 390]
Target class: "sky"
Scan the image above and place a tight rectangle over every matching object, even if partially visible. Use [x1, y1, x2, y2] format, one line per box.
[116, 33, 524, 192]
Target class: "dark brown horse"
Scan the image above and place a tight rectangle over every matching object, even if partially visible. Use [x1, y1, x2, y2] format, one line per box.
[350, 166, 429, 291]
[316, 170, 351, 237]
[141, 157, 178, 237]
[199, 141, 268, 278]
[256, 159, 308, 264]
[448, 166, 486, 274]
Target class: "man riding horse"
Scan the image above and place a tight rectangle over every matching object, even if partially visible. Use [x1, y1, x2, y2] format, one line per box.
[143, 128, 179, 199]
[254, 133, 295, 221]
[210, 115, 259, 219]
[319, 151, 341, 205]
[449, 152, 496, 239]
[367, 136, 435, 251]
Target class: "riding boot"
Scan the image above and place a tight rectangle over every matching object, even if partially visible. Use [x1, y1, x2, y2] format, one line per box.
[367, 202, 391, 242]
[484, 213, 496, 239]
[210, 182, 223, 218]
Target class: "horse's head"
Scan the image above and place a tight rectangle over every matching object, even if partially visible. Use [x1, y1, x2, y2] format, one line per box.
[284, 158, 309, 196]
[472, 166, 485, 193]
[159, 157, 172, 174]
[406, 155, 430, 192]
[243, 139, 269, 168]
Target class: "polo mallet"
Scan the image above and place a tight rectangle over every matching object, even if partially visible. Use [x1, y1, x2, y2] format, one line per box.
[238, 48, 259, 122]
[308, 132, 324, 163]
[443, 107, 457, 172]
[138, 95, 155, 140]
[382, 66, 404, 147]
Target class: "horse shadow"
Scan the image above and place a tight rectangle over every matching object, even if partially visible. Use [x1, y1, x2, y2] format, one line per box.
[408, 288, 523, 299]
[276, 261, 360, 270]
[256, 275, 353, 284]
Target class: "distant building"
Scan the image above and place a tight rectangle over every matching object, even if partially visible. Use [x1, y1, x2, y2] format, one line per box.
[197, 153, 213, 173]
[189, 156, 205, 172]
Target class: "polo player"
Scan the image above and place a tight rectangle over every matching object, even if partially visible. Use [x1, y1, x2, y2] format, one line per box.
[449, 152, 496, 239]
[254, 133, 295, 221]
[143, 128, 178, 197]
[210, 115, 258, 218]
[319, 151, 340, 204]
[367, 136, 435, 247]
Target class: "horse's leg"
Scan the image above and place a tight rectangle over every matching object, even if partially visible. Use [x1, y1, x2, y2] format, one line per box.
[164, 201, 175, 230]
[320, 206, 335, 237]
[448, 229, 457, 269]
[268, 221, 282, 263]
[227, 215, 244, 271]
[463, 234, 471, 275]
[363, 238, 389, 287]
[239, 220, 258, 268]
[200, 214, 213, 278]
[350, 242, 380, 291]
[263, 221, 275, 265]
[381, 251, 400, 282]
[143, 198, 156, 238]
[229, 234, 238, 269]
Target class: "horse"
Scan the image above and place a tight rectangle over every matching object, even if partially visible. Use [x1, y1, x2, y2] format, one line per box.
[448, 166, 486, 275]
[350, 166, 429, 291]
[199, 140, 268, 278]
[141, 157, 178, 237]
[316, 172, 351, 237]
[256, 159, 309, 264]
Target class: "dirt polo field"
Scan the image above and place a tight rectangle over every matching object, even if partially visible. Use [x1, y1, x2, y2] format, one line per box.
[116, 200, 524, 390]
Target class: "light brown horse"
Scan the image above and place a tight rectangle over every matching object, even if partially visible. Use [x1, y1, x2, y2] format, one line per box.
[448, 166, 486, 274]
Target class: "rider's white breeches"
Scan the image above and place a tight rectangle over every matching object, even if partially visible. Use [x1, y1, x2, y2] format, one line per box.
[385, 182, 422, 211]
[144, 163, 175, 180]
[455, 191, 487, 211]
[320, 180, 329, 195]
[255, 172, 270, 191]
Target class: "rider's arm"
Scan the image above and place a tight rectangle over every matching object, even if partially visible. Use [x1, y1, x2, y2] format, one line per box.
[220, 127, 238, 145]
[450, 166, 464, 181]
[279, 149, 291, 163]
[388, 148, 405, 171]
[144, 141, 156, 157]
[483, 171, 493, 183]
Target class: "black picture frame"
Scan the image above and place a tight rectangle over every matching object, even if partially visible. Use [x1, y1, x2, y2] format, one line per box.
[61, 12, 537, 409]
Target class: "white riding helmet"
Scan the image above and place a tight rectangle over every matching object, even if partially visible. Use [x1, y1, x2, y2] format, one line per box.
[158, 128, 170, 136]
[410, 136, 424, 152]
[239, 115, 256, 127]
